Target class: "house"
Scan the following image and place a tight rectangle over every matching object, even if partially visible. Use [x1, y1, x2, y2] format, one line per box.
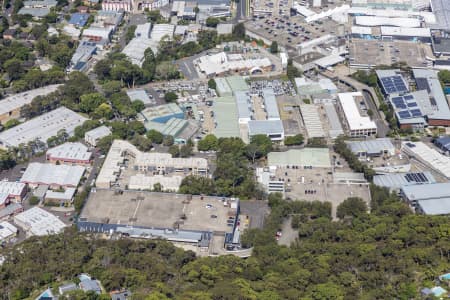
[3, 29, 17, 40]
[58, 282, 78, 295]
[111, 290, 132, 300]
[79, 274, 102, 294]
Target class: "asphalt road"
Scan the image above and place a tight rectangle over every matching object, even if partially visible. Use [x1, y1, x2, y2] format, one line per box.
[236, 0, 248, 21]
[362, 90, 389, 138]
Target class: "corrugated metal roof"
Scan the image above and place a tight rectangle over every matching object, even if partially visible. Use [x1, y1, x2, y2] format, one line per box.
[347, 138, 395, 155]
[418, 198, 450, 215]
[401, 182, 450, 201]
[373, 172, 436, 189]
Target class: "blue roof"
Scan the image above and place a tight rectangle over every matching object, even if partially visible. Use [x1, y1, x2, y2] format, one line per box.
[435, 136, 450, 151]
[69, 13, 89, 27]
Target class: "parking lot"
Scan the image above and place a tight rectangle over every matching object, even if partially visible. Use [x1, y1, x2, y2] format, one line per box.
[141, 80, 210, 105]
[246, 11, 342, 51]
[349, 39, 433, 68]
[274, 165, 371, 218]
[249, 79, 297, 96]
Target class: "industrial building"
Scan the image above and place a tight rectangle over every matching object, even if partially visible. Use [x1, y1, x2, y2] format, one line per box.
[20, 163, 85, 188]
[376, 69, 409, 96]
[139, 103, 184, 124]
[299, 105, 325, 138]
[347, 138, 395, 159]
[0, 85, 60, 125]
[78, 190, 239, 247]
[95, 140, 208, 189]
[18, 0, 57, 17]
[388, 91, 429, 129]
[380, 27, 431, 43]
[84, 126, 112, 147]
[324, 103, 344, 139]
[122, 37, 156, 66]
[268, 148, 331, 168]
[248, 120, 284, 142]
[337, 92, 377, 137]
[256, 167, 285, 195]
[44, 188, 76, 205]
[402, 141, 450, 179]
[127, 89, 153, 106]
[70, 40, 97, 72]
[235, 91, 252, 124]
[351, 0, 430, 11]
[0, 182, 27, 208]
[400, 183, 450, 215]
[354, 15, 421, 28]
[262, 89, 280, 120]
[412, 69, 450, 126]
[295, 77, 338, 96]
[0, 221, 18, 243]
[212, 96, 240, 138]
[0, 203, 23, 221]
[0, 107, 88, 149]
[434, 136, 450, 154]
[14, 207, 67, 237]
[373, 172, 436, 191]
[196, 52, 272, 77]
[46, 142, 92, 165]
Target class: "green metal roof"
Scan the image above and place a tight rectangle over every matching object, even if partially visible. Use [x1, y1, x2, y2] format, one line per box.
[212, 96, 240, 138]
[268, 148, 331, 168]
[226, 76, 248, 92]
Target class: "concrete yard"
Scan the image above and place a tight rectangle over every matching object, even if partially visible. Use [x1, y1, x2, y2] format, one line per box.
[80, 189, 237, 233]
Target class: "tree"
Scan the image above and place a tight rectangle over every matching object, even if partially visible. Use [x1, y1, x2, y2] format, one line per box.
[179, 176, 216, 195]
[336, 197, 368, 219]
[197, 134, 218, 151]
[169, 145, 180, 157]
[163, 135, 174, 146]
[146, 130, 164, 144]
[284, 134, 304, 146]
[232, 22, 246, 39]
[246, 134, 272, 163]
[153, 182, 162, 192]
[28, 196, 40, 205]
[94, 59, 112, 80]
[438, 70, 450, 85]
[125, 24, 137, 43]
[286, 58, 301, 81]
[180, 144, 193, 157]
[205, 17, 220, 28]
[102, 81, 122, 97]
[4, 119, 20, 129]
[270, 41, 278, 53]
[164, 91, 178, 103]
[79, 93, 107, 113]
[131, 100, 145, 113]
[208, 79, 217, 90]
[4, 58, 24, 81]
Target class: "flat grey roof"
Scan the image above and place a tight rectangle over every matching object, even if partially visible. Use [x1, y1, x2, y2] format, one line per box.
[430, 0, 450, 30]
[401, 182, 450, 201]
[418, 198, 450, 215]
[413, 69, 450, 120]
[0, 107, 87, 148]
[79, 189, 238, 233]
[234, 91, 252, 120]
[262, 89, 280, 120]
[373, 172, 436, 189]
[347, 138, 395, 155]
[248, 120, 284, 136]
[324, 103, 344, 138]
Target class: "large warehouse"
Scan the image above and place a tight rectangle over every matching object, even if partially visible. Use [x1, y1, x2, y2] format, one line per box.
[0, 107, 87, 149]
[78, 190, 240, 247]
[14, 207, 67, 237]
[0, 85, 60, 125]
[400, 182, 450, 215]
[402, 141, 450, 179]
[20, 163, 85, 188]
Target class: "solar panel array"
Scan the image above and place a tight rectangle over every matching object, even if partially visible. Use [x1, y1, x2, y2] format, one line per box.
[390, 95, 424, 120]
[380, 75, 408, 94]
[404, 172, 430, 183]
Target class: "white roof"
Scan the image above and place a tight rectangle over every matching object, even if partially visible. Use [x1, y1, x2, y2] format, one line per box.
[0, 181, 26, 197]
[305, 4, 350, 23]
[300, 105, 325, 138]
[402, 141, 450, 179]
[0, 222, 17, 241]
[351, 26, 372, 35]
[45, 187, 76, 200]
[150, 24, 175, 41]
[82, 26, 112, 40]
[14, 207, 66, 236]
[418, 198, 450, 215]
[122, 37, 156, 66]
[355, 16, 421, 27]
[349, 6, 436, 24]
[46, 142, 92, 162]
[85, 126, 111, 141]
[197, 52, 272, 76]
[262, 88, 280, 120]
[0, 85, 60, 117]
[135, 23, 151, 38]
[338, 92, 377, 131]
[314, 54, 345, 68]
[20, 163, 85, 187]
[0, 107, 88, 148]
[293, 3, 315, 17]
[126, 89, 152, 105]
[216, 23, 233, 35]
[381, 26, 431, 38]
[96, 140, 208, 187]
[128, 174, 183, 191]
